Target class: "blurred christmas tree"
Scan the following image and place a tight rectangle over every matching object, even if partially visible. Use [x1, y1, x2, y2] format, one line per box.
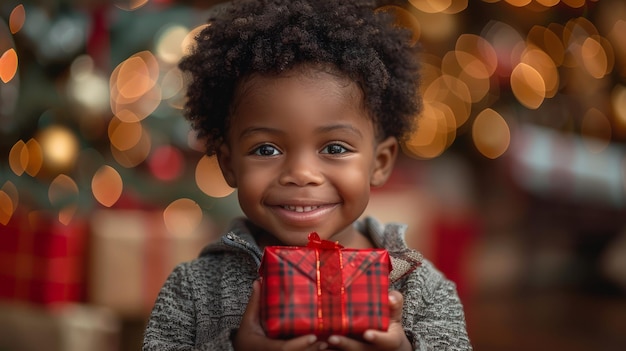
[1, 0, 625, 227]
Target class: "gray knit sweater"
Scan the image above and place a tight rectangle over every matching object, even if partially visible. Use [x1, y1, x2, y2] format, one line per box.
[143, 217, 472, 350]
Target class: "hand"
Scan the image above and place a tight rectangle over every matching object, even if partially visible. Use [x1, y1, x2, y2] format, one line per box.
[323, 291, 412, 351]
[233, 279, 329, 351]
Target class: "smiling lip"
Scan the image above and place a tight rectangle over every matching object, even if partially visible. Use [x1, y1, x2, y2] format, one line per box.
[270, 203, 338, 226]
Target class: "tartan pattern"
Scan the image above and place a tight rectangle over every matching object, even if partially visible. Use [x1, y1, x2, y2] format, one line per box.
[0, 211, 86, 306]
[259, 239, 391, 339]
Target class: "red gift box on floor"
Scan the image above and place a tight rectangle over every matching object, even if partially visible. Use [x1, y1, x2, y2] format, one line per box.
[0, 211, 87, 306]
[259, 233, 392, 339]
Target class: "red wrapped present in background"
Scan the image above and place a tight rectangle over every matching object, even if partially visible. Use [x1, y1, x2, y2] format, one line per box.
[0, 210, 87, 306]
[259, 233, 392, 339]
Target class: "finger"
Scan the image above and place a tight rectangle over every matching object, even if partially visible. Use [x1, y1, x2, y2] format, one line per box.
[359, 291, 407, 349]
[388, 290, 404, 322]
[282, 335, 327, 351]
[327, 335, 365, 351]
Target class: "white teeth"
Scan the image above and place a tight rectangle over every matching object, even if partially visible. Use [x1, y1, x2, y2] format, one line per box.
[283, 205, 320, 212]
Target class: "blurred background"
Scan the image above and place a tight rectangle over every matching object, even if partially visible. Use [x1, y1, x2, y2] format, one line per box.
[1, 0, 625, 350]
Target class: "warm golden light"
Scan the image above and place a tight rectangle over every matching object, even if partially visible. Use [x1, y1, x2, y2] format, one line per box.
[402, 102, 454, 159]
[156, 25, 189, 64]
[8, 140, 27, 176]
[110, 51, 161, 122]
[0, 190, 13, 225]
[521, 47, 559, 98]
[562, 0, 586, 8]
[455, 34, 498, 78]
[92, 165, 123, 207]
[423, 75, 472, 127]
[510, 63, 545, 109]
[182, 24, 209, 56]
[581, 37, 610, 79]
[116, 56, 156, 100]
[0, 182, 18, 225]
[195, 155, 235, 198]
[411, 10, 457, 42]
[9, 4, 25, 34]
[409, 0, 467, 14]
[161, 67, 184, 100]
[68, 55, 109, 114]
[1, 181, 18, 211]
[504, 0, 532, 8]
[611, 84, 626, 138]
[114, 0, 149, 11]
[535, 0, 560, 6]
[108, 117, 143, 151]
[37, 125, 80, 173]
[110, 127, 152, 168]
[163, 198, 203, 237]
[0, 48, 18, 83]
[376, 5, 421, 44]
[24, 139, 43, 176]
[472, 108, 510, 159]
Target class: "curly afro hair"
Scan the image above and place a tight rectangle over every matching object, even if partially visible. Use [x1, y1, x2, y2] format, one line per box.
[179, 0, 422, 156]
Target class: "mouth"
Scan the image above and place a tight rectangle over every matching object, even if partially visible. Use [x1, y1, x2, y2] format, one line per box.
[270, 202, 338, 227]
[281, 205, 322, 213]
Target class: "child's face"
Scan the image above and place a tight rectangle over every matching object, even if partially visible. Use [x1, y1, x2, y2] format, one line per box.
[217, 67, 397, 247]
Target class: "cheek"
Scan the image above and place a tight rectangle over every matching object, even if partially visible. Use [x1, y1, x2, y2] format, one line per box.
[335, 168, 372, 200]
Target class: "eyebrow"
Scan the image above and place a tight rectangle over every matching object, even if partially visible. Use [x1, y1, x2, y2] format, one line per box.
[239, 123, 364, 139]
[239, 127, 286, 139]
[316, 123, 363, 137]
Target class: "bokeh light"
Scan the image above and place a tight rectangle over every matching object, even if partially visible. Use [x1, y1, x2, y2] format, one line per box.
[91, 165, 123, 207]
[155, 25, 189, 64]
[114, 0, 149, 11]
[36, 125, 80, 175]
[376, 5, 421, 44]
[472, 108, 511, 159]
[9, 4, 26, 34]
[0, 181, 18, 225]
[163, 198, 203, 237]
[0, 48, 18, 83]
[195, 155, 234, 198]
[510, 63, 546, 109]
[110, 51, 161, 123]
[148, 145, 184, 181]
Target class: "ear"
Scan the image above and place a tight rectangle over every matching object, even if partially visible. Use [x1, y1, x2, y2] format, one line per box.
[217, 143, 237, 188]
[370, 136, 398, 187]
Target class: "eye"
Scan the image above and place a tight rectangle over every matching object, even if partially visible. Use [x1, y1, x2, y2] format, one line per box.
[321, 143, 349, 155]
[252, 144, 281, 156]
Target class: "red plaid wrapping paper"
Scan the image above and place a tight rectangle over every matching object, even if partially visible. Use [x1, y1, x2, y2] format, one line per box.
[0, 211, 87, 306]
[259, 233, 392, 339]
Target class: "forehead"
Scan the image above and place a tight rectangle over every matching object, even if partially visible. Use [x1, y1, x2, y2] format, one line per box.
[231, 65, 367, 116]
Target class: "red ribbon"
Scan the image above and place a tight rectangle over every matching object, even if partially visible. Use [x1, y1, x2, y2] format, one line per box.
[307, 232, 346, 335]
[307, 232, 344, 249]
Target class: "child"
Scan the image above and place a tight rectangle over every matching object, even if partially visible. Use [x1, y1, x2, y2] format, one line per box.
[143, 0, 472, 350]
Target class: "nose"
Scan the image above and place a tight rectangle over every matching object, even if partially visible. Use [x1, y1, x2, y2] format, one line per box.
[278, 153, 324, 186]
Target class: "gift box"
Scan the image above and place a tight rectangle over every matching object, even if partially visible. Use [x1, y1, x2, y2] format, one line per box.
[0, 210, 87, 306]
[259, 233, 392, 339]
[88, 209, 216, 317]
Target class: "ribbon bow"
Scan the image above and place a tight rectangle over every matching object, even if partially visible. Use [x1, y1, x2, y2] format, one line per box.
[307, 232, 344, 249]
